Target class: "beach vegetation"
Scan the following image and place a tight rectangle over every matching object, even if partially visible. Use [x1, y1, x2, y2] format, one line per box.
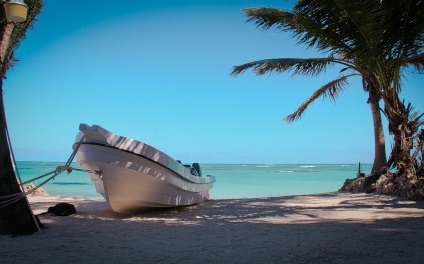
[0, 0, 44, 236]
[231, 0, 424, 200]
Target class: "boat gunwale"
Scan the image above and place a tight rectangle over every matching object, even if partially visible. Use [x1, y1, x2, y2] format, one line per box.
[79, 141, 216, 185]
[76, 124, 216, 185]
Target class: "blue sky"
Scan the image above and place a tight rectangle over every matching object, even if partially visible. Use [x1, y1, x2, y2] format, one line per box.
[4, 0, 424, 164]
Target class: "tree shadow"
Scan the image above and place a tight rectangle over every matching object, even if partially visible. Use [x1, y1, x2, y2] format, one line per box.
[8, 192, 423, 263]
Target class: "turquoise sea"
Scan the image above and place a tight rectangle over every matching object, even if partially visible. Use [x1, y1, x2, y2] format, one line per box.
[15, 161, 371, 200]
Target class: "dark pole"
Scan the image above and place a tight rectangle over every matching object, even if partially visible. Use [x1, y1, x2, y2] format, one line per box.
[357, 162, 363, 178]
[0, 46, 40, 237]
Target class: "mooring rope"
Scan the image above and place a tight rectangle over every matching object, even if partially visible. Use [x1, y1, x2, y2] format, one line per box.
[0, 164, 95, 209]
[20, 169, 58, 186]
[0, 194, 24, 208]
[0, 137, 90, 218]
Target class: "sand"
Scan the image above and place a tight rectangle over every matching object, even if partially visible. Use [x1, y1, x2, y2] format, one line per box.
[1, 192, 424, 264]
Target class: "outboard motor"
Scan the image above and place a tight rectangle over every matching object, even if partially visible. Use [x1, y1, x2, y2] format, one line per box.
[192, 163, 202, 177]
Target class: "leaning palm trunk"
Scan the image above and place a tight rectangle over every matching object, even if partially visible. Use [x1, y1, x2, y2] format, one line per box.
[0, 0, 44, 236]
[0, 24, 13, 67]
[0, 17, 39, 237]
[367, 85, 387, 175]
[0, 78, 39, 235]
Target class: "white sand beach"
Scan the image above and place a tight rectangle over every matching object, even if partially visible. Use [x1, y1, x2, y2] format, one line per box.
[1, 192, 424, 264]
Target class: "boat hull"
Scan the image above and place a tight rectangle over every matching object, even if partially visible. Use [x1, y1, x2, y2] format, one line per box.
[75, 124, 215, 213]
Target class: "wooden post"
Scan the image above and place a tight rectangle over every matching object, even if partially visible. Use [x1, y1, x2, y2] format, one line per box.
[357, 162, 364, 178]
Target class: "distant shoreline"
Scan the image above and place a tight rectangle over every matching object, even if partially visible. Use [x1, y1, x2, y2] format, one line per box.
[14, 161, 373, 165]
[16, 163, 370, 200]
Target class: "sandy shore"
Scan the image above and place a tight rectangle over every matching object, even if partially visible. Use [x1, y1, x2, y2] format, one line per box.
[1, 192, 424, 264]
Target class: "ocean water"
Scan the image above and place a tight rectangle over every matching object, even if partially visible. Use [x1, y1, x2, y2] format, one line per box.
[14, 162, 371, 200]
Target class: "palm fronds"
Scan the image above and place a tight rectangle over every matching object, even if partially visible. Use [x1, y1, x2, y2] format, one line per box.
[242, 8, 296, 32]
[284, 74, 357, 123]
[231, 57, 354, 77]
[404, 53, 424, 72]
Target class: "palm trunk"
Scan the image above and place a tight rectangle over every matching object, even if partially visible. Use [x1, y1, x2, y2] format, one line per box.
[368, 89, 387, 175]
[0, 23, 14, 66]
[386, 105, 415, 175]
[382, 95, 424, 200]
[0, 76, 39, 235]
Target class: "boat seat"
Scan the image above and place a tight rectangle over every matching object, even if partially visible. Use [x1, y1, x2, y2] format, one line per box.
[192, 163, 202, 177]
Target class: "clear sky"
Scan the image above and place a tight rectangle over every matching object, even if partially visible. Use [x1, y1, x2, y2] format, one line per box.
[3, 0, 424, 164]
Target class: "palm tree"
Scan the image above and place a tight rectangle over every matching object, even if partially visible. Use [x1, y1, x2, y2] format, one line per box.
[0, 0, 43, 235]
[289, 0, 424, 196]
[232, 57, 387, 174]
[231, 0, 424, 198]
[374, 1, 424, 177]
[231, 5, 388, 175]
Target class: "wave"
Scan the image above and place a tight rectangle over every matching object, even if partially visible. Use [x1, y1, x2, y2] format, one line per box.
[277, 169, 317, 173]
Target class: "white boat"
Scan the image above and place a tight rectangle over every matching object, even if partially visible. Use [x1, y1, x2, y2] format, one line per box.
[73, 124, 216, 213]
